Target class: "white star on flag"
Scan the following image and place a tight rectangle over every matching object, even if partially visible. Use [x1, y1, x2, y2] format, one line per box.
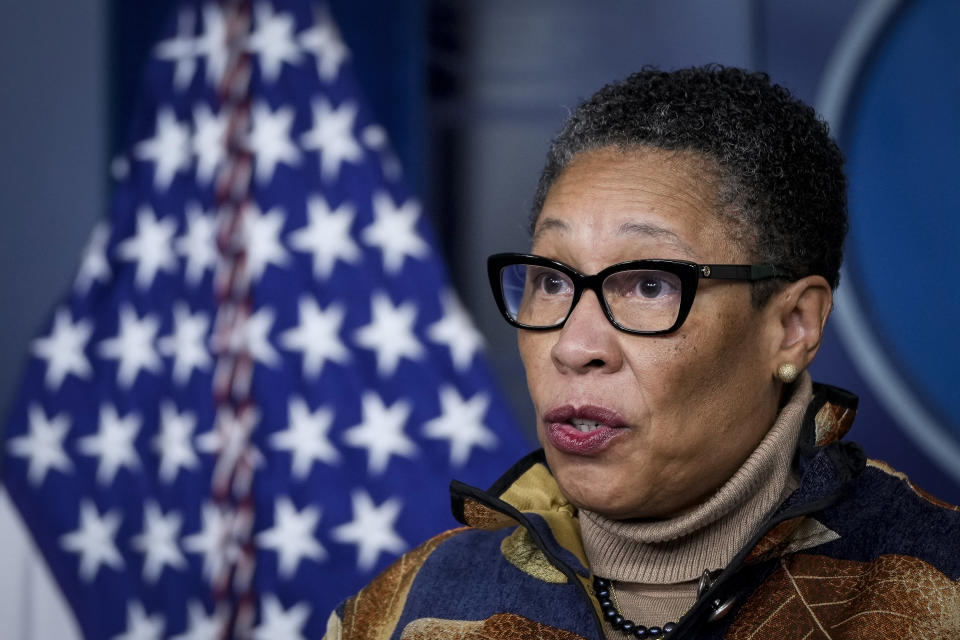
[212, 305, 280, 370]
[270, 396, 339, 478]
[77, 404, 142, 486]
[158, 303, 212, 385]
[257, 497, 326, 577]
[427, 290, 485, 371]
[7, 404, 73, 486]
[247, 3, 302, 83]
[32, 307, 93, 390]
[361, 191, 429, 274]
[423, 386, 498, 467]
[170, 601, 226, 640]
[241, 306, 281, 367]
[287, 195, 361, 279]
[97, 305, 163, 388]
[153, 401, 200, 484]
[248, 101, 302, 183]
[241, 203, 290, 283]
[134, 107, 192, 190]
[191, 104, 228, 185]
[116, 206, 179, 290]
[300, 98, 363, 181]
[353, 291, 424, 377]
[298, 10, 348, 81]
[74, 221, 112, 293]
[130, 501, 187, 582]
[182, 502, 233, 584]
[195, 4, 227, 87]
[60, 500, 124, 582]
[252, 595, 311, 640]
[279, 297, 349, 377]
[342, 392, 416, 475]
[155, 7, 197, 91]
[330, 489, 406, 572]
[114, 601, 165, 640]
[177, 203, 218, 284]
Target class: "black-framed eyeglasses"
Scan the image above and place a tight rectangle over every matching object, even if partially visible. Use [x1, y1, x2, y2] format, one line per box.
[487, 253, 783, 335]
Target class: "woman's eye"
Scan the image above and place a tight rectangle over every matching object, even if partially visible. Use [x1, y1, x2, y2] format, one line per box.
[607, 270, 680, 299]
[531, 270, 572, 295]
[637, 277, 666, 298]
[541, 274, 569, 294]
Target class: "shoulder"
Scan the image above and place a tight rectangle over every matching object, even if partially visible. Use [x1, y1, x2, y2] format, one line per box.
[814, 457, 960, 576]
[328, 523, 538, 639]
[325, 522, 592, 640]
[727, 460, 960, 638]
[795, 384, 960, 572]
[326, 526, 472, 639]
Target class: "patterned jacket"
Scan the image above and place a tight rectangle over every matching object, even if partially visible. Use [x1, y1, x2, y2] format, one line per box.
[324, 384, 960, 639]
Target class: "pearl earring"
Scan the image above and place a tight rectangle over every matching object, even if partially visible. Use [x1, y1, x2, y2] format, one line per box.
[777, 363, 799, 384]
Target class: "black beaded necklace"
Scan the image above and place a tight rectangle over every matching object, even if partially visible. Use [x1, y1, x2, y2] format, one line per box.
[592, 576, 676, 638]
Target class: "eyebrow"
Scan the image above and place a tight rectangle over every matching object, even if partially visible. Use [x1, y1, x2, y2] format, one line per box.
[617, 221, 695, 255]
[533, 217, 696, 256]
[531, 217, 569, 243]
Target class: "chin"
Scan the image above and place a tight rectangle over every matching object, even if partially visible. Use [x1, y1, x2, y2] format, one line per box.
[555, 465, 699, 520]
[550, 457, 648, 518]
[570, 491, 650, 521]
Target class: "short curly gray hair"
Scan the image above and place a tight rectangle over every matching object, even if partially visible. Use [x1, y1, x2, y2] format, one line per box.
[531, 65, 848, 305]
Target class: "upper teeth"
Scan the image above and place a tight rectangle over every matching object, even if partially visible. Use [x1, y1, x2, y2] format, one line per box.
[570, 418, 603, 432]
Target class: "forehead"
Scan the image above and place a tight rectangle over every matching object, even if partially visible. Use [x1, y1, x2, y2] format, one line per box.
[532, 148, 741, 264]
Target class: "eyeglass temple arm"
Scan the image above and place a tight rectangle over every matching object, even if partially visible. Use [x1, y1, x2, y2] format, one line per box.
[700, 264, 780, 281]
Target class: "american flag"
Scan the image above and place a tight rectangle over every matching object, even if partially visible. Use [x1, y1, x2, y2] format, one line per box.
[1, 1, 529, 637]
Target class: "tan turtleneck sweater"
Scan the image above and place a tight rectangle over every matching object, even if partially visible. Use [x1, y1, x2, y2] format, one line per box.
[579, 374, 812, 633]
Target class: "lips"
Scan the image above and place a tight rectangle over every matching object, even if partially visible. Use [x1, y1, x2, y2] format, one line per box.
[543, 404, 628, 455]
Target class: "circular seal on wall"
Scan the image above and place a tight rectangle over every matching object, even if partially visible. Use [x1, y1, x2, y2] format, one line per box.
[818, 0, 960, 483]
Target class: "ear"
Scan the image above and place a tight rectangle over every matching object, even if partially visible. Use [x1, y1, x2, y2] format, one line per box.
[767, 275, 833, 375]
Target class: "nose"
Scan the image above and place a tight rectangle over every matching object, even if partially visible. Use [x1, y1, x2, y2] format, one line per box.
[550, 289, 624, 374]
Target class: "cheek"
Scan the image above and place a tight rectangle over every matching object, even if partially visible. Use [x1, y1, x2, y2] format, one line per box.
[624, 335, 698, 403]
[629, 319, 757, 432]
[659, 317, 770, 443]
[517, 332, 552, 404]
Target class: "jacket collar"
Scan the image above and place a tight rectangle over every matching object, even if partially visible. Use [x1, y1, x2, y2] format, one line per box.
[741, 382, 864, 565]
[451, 448, 591, 577]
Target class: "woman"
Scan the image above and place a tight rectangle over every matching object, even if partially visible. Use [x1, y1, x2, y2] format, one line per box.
[325, 67, 960, 639]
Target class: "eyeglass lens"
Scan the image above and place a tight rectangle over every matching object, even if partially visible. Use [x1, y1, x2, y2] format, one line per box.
[499, 263, 683, 332]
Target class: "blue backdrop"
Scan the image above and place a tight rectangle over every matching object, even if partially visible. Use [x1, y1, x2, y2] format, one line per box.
[812, 0, 960, 500]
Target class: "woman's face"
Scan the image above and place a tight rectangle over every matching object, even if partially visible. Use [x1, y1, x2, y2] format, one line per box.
[520, 147, 782, 520]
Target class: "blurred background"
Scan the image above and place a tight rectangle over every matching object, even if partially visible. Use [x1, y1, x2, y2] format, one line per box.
[2, 0, 959, 636]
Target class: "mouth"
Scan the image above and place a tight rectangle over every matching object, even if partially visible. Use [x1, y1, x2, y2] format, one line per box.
[544, 404, 627, 429]
[569, 418, 605, 433]
[542, 405, 628, 455]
